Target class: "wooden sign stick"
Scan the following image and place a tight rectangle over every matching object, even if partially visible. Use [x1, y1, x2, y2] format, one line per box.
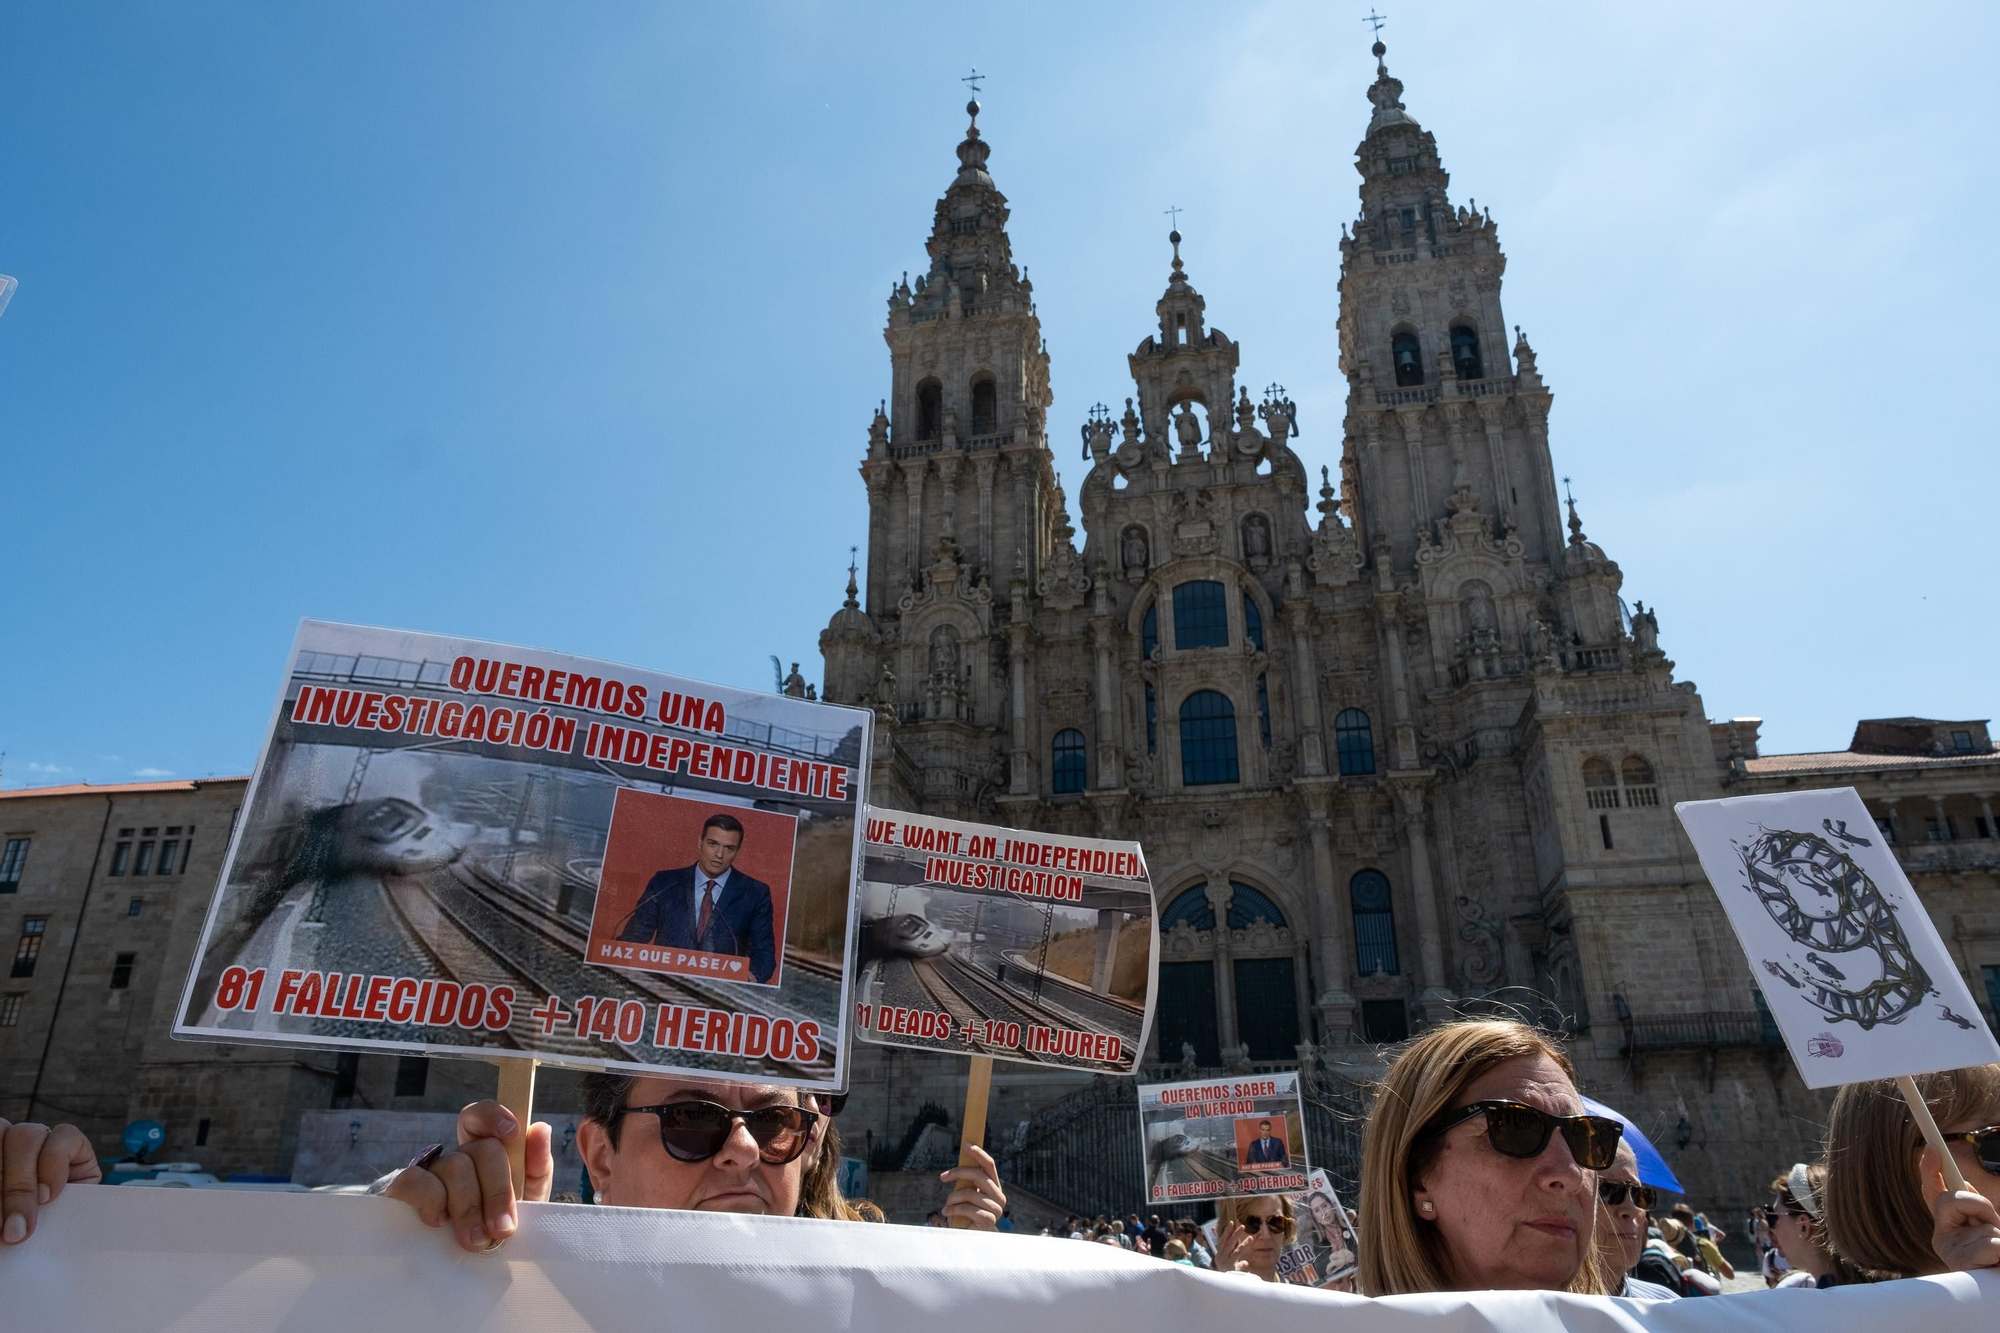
[948, 1054, 994, 1229]
[496, 1057, 540, 1199]
[1895, 1073, 1970, 1194]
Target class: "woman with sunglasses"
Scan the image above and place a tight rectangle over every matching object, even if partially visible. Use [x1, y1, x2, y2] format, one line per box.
[1210, 1194, 1295, 1281]
[381, 1072, 1006, 1252]
[1357, 1019, 1622, 1296]
[1822, 1064, 2000, 1279]
[1766, 1162, 1857, 1288]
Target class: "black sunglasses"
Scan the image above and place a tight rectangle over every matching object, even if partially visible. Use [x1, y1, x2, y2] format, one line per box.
[1420, 1100, 1624, 1170]
[1598, 1180, 1658, 1209]
[1237, 1214, 1295, 1236]
[1943, 1124, 2000, 1174]
[617, 1099, 822, 1165]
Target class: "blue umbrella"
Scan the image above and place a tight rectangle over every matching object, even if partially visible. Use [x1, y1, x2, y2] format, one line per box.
[1581, 1096, 1685, 1194]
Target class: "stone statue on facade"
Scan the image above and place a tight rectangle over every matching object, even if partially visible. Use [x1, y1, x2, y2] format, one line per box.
[1242, 513, 1272, 565]
[1121, 525, 1149, 582]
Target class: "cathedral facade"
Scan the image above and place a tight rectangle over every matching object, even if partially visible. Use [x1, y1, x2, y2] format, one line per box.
[816, 48, 1828, 1202]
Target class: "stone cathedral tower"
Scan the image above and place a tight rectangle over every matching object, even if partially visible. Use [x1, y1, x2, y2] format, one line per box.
[820, 47, 1818, 1204]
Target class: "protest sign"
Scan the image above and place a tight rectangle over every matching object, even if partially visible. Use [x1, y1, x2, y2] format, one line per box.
[1675, 788, 2000, 1088]
[8, 1186, 1993, 1333]
[1278, 1168, 1358, 1287]
[173, 620, 871, 1091]
[1138, 1070, 1307, 1203]
[853, 807, 1157, 1073]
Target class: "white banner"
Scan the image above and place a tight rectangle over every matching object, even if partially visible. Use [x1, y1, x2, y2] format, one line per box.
[1, 1186, 1991, 1331]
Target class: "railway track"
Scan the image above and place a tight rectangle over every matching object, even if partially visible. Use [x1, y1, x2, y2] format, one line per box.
[899, 950, 1131, 1069]
[368, 848, 839, 1075]
[994, 948, 1144, 1039]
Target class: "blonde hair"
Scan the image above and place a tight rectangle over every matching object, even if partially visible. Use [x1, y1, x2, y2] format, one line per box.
[797, 1113, 883, 1222]
[1217, 1193, 1295, 1231]
[1357, 1019, 1607, 1297]
[1822, 1065, 2000, 1280]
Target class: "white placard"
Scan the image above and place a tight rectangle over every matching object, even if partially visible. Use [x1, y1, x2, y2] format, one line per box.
[1675, 788, 2000, 1088]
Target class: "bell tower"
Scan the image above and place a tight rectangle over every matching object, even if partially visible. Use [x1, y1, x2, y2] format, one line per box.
[1334, 39, 1568, 575]
[857, 98, 1058, 616]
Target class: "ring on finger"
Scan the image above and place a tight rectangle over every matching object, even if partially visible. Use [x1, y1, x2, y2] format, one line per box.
[409, 1144, 444, 1172]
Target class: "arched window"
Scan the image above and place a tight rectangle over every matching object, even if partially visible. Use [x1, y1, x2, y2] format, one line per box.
[1582, 757, 1619, 809]
[1243, 592, 1264, 651]
[1621, 755, 1659, 807]
[1173, 580, 1228, 649]
[1350, 870, 1400, 975]
[1050, 728, 1086, 794]
[1256, 674, 1272, 749]
[969, 377, 997, 434]
[1179, 690, 1239, 786]
[1392, 331, 1424, 387]
[1450, 324, 1484, 380]
[1160, 886, 1216, 932]
[916, 381, 942, 441]
[1335, 708, 1375, 776]
[1226, 882, 1286, 929]
[1141, 603, 1157, 659]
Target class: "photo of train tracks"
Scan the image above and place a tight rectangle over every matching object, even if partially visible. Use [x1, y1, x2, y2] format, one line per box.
[855, 808, 1157, 1073]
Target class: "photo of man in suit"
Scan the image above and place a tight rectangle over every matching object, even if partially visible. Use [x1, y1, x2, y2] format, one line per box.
[1243, 1118, 1289, 1169]
[616, 813, 777, 983]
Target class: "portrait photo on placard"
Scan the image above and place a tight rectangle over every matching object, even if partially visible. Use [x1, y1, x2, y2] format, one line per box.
[585, 789, 798, 988]
[1235, 1114, 1294, 1172]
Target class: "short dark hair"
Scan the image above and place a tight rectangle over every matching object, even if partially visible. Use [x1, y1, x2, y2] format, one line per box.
[701, 813, 745, 840]
[1260, 1118, 1272, 1127]
[579, 1071, 637, 1148]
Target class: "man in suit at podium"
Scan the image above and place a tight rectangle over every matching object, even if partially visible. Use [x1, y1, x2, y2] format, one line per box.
[617, 813, 777, 983]
[1244, 1119, 1289, 1169]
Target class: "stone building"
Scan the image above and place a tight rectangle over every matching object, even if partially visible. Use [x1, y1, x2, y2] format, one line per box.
[0, 777, 499, 1177]
[815, 46, 2000, 1206]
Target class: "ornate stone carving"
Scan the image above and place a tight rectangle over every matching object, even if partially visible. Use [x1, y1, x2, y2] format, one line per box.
[1455, 893, 1503, 990]
[1120, 524, 1150, 584]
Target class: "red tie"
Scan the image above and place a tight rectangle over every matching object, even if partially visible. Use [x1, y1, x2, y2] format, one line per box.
[697, 879, 715, 943]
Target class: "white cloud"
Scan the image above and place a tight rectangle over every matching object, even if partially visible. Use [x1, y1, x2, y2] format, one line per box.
[26, 761, 70, 775]
[133, 767, 176, 779]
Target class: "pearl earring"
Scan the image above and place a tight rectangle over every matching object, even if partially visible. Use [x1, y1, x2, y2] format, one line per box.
[1418, 1201, 1434, 1215]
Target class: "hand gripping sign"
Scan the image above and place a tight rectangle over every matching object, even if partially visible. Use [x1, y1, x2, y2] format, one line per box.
[1676, 787, 2000, 1189]
[1138, 1070, 1309, 1204]
[175, 621, 872, 1098]
[852, 807, 1159, 1074]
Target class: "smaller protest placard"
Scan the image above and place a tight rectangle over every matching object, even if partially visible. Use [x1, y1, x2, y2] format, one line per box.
[1675, 787, 2000, 1088]
[853, 808, 1157, 1073]
[1137, 1070, 1308, 1204]
[1279, 1168, 1359, 1287]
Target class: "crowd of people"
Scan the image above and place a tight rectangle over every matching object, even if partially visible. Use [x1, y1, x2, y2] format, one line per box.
[2, 1019, 1995, 1305]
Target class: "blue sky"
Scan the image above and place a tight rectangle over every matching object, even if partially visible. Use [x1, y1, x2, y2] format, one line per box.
[3, 1, 1995, 787]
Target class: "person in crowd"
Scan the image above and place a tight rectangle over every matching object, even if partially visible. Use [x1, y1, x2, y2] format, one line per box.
[376, 1074, 1003, 1250]
[1590, 1139, 1678, 1299]
[995, 1207, 1015, 1233]
[1356, 1018, 1622, 1296]
[1163, 1238, 1193, 1265]
[1210, 1194, 1294, 1281]
[1176, 1219, 1214, 1268]
[1669, 1201, 1734, 1278]
[1822, 1065, 2000, 1278]
[1767, 1163, 1858, 1288]
[1750, 1205, 1772, 1264]
[1760, 1231, 1795, 1288]
[1108, 1217, 1131, 1249]
[1654, 1218, 1721, 1295]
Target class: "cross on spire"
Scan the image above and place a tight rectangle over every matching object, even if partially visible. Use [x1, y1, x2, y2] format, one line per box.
[961, 68, 985, 96]
[1164, 204, 1183, 230]
[1363, 8, 1387, 38]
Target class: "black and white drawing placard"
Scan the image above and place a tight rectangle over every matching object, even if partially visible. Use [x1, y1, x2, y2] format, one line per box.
[1676, 787, 2000, 1088]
